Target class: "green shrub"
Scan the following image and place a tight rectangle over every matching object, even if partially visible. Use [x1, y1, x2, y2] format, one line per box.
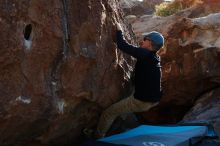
[155, 0, 202, 17]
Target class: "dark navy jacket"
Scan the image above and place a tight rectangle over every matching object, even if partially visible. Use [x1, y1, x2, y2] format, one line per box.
[116, 30, 162, 102]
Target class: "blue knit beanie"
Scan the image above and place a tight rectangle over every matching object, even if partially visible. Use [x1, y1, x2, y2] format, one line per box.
[142, 31, 164, 51]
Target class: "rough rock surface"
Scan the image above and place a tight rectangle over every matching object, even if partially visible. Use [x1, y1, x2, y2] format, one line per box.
[181, 88, 220, 140]
[135, 12, 220, 124]
[0, 0, 135, 145]
[1, 0, 220, 145]
[177, 0, 220, 18]
[119, 0, 163, 16]
[132, 0, 220, 36]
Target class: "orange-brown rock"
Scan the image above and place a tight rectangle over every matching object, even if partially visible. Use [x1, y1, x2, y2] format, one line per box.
[0, 0, 135, 145]
[177, 0, 220, 18]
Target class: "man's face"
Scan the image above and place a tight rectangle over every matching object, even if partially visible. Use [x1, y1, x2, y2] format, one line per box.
[140, 37, 154, 51]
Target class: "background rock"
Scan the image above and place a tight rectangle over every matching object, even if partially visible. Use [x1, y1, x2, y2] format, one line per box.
[177, 0, 220, 18]
[181, 87, 220, 140]
[0, 0, 135, 145]
[119, 0, 163, 16]
[134, 12, 220, 124]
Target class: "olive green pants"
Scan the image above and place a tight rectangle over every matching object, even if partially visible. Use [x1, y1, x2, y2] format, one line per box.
[96, 96, 158, 138]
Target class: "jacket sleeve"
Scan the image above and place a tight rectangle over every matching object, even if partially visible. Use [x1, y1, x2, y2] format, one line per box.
[116, 30, 154, 59]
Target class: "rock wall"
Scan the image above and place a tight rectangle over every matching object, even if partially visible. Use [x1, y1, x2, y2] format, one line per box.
[0, 0, 135, 145]
[181, 87, 220, 140]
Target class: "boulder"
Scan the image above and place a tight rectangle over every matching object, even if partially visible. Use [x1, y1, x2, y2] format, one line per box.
[177, 0, 220, 18]
[181, 87, 220, 140]
[125, 15, 137, 23]
[119, 0, 163, 16]
[0, 0, 135, 145]
[1, 0, 220, 145]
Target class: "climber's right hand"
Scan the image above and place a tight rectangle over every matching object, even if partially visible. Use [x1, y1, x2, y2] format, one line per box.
[116, 22, 122, 31]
